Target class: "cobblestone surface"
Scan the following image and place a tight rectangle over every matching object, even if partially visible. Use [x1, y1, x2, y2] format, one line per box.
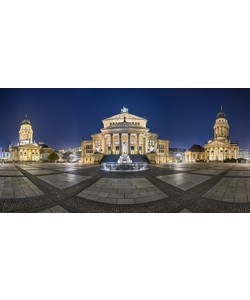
[1, 162, 250, 213]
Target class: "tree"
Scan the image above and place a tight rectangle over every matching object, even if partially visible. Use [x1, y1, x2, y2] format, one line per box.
[48, 152, 59, 163]
[62, 151, 73, 163]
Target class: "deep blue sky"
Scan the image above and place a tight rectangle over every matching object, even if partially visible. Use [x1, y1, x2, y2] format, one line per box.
[0, 89, 249, 151]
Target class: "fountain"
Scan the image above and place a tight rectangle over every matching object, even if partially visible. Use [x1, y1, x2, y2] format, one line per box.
[100, 142, 149, 172]
[117, 154, 132, 164]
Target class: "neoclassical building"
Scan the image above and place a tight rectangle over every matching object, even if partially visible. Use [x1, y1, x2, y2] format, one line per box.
[10, 115, 42, 162]
[204, 108, 239, 161]
[185, 107, 239, 162]
[82, 107, 170, 164]
[185, 145, 205, 163]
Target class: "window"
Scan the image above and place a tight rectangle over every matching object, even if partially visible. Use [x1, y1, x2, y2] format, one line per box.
[86, 145, 93, 154]
[158, 144, 165, 153]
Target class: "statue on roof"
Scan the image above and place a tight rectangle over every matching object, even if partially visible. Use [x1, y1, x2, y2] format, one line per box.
[121, 106, 128, 113]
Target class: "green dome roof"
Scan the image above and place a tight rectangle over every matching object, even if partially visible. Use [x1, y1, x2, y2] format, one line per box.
[216, 106, 227, 119]
[216, 111, 227, 119]
[21, 115, 31, 125]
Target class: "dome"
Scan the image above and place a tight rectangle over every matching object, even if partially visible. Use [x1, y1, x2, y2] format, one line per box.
[216, 111, 227, 119]
[216, 106, 227, 119]
[21, 115, 31, 125]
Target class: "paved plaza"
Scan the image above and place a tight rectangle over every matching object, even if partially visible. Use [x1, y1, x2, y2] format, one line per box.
[1, 162, 250, 212]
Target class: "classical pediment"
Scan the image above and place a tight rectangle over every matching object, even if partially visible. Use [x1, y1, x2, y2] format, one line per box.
[103, 112, 146, 122]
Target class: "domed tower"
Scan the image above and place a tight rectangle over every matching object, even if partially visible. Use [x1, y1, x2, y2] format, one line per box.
[19, 114, 33, 145]
[213, 106, 230, 142]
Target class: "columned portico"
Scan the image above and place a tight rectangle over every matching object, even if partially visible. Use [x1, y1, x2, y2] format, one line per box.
[81, 107, 170, 164]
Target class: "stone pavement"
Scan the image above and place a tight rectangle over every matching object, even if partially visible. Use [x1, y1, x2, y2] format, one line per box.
[77, 178, 167, 204]
[1, 162, 250, 213]
[157, 173, 211, 191]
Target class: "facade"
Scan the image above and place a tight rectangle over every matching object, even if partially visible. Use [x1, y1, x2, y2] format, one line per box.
[185, 107, 239, 163]
[185, 145, 205, 163]
[204, 108, 239, 161]
[82, 107, 170, 164]
[0, 147, 11, 162]
[10, 116, 41, 162]
[39, 142, 54, 162]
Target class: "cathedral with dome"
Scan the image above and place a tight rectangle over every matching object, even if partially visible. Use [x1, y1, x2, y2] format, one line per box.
[185, 107, 239, 162]
[204, 107, 239, 161]
[10, 115, 50, 162]
[81, 107, 170, 164]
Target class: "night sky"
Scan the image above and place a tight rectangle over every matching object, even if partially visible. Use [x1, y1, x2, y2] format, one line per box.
[0, 89, 249, 151]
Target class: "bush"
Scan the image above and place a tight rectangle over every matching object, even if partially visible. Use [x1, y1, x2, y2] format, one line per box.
[224, 158, 237, 163]
[238, 158, 247, 164]
[48, 152, 59, 162]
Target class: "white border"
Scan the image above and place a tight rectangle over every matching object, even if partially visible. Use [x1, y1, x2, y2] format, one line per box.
[1, 1, 250, 300]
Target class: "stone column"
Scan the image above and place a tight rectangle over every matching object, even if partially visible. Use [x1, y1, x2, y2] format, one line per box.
[137, 133, 140, 154]
[128, 133, 131, 155]
[119, 133, 122, 155]
[103, 136, 106, 154]
[145, 136, 148, 154]
[143, 137, 146, 154]
[111, 134, 114, 155]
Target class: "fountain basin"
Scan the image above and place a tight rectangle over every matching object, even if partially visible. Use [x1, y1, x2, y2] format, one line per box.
[100, 162, 149, 172]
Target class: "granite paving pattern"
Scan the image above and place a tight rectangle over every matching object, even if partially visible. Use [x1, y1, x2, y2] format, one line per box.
[41, 205, 69, 213]
[157, 173, 211, 191]
[37, 173, 91, 189]
[191, 169, 224, 176]
[77, 178, 168, 204]
[202, 178, 250, 203]
[25, 169, 59, 175]
[227, 171, 250, 177]
[0, 177, 43, 198]
[1, 162, 250, 212]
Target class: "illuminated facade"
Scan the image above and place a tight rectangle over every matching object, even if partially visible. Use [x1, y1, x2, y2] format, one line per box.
[204, 108, 239, 161]
[185, 145, 205, 163]
[185, 107, 239, 162]
[10, 116, 40, 162]
[82, 107, 170, 164]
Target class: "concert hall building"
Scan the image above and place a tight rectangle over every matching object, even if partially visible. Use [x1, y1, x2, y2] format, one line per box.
[81, 107, 170, 164]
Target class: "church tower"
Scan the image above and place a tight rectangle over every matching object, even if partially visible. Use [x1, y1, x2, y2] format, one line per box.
[213, 106, 230, 142]
[19, 115, 33, 145]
